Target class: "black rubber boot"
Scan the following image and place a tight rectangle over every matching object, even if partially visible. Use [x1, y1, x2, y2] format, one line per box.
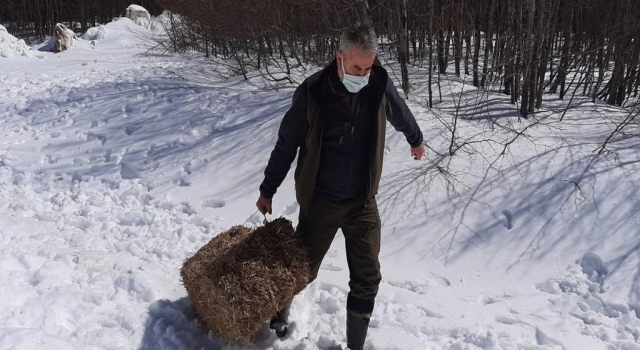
[346, 311, 370, 350]
[269, 306, 290, 338]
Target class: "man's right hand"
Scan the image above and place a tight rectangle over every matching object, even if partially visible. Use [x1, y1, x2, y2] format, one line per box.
[256, 195, 273, 215]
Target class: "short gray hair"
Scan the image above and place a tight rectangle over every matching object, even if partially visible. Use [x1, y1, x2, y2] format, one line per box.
[339, 22, 378, 57]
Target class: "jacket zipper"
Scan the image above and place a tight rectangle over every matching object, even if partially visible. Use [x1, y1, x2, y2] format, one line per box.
[365, 98, 383, 208]
[347, 124, 354, 197]
[346, 94, 365, 198]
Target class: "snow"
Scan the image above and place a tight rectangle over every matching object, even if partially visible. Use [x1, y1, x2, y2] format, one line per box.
[126, 4, 151, 29]
[128, 4, 150, 13]
[33, 17, 153, 53]
[0, 25, 32, 58]
[82, 25, 107, 41]
[0, 15, 639, 350]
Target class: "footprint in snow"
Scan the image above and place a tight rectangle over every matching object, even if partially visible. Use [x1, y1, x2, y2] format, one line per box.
[174, 177, 191, 187]
[46, 154, 60, 164]
[320, 262, 343, 272]
[535, 328, 564, 347]
[495, 316, 520, 325]
[385, 280, 429, 295]
[86, 132, 107, 145]
[124, 123, 142, 136]
[120, 163, 141, 180]
[433, 275, 451, 287]
[482, 296, 501, 305]
[462, 294, 505, 305]
[202, 199, 225, 209]
[502, 210, 514, 230]
[281, 202, 298, 216]
[90, 119, 108, 128]
[182, 162, 192, 175]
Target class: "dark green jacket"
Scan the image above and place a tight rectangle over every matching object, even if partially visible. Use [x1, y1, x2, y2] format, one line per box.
[260, 59, 424, 217]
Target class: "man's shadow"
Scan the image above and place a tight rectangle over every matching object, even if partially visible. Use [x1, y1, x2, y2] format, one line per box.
[139, 298, 278, 350]
[140, 298, 220, 350]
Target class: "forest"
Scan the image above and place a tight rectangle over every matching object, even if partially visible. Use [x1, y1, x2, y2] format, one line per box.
[1, 0, 162, 38]
[3, 0, 639, 117]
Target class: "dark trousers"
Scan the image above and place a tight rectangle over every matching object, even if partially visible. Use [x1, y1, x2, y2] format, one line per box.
[296, 192, 382, 316]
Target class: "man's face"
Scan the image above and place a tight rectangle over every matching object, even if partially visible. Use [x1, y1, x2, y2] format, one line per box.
[337, 46, 375, 78]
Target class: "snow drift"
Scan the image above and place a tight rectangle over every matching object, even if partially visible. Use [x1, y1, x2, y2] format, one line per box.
[0, 25, 32, 58]
[78, 8, 169, 47]
[81, 25, 107, 41]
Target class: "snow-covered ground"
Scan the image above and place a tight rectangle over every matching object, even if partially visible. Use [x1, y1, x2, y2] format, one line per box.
[1, 15, 639, 350]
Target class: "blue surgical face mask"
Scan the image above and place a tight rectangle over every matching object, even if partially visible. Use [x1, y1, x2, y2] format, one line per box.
[340, 57, 370, 93]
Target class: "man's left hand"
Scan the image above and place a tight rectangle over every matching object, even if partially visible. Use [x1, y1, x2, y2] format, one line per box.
[411, 143, 425, 160]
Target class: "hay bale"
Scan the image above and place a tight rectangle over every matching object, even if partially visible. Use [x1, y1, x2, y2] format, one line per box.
[181, 217, 309, 343]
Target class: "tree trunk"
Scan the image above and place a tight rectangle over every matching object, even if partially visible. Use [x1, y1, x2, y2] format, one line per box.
[354, 0, 374, 28]
[454, 29, 462, 77]
[397, 0, 410, 96]
[473, 29, 481, 87]
[438, 29, 447, 74]
[551, 3, 573, 98]
[481, 0, 496, 88]
[465, 32, 471, 75]
[428, 0, 434, 107]
[520, 0, 536, 118]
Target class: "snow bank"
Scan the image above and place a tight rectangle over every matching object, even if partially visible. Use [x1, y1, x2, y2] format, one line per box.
[77, 17, 150, 50]
[127, 4, 148, 13]
[126, 4, 151, 29]
[79, 8, 168, 46]
[81, 25, 107, 41]
[0, 25, 31, 58]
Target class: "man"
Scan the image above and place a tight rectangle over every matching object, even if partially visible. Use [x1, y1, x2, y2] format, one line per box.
[256, 22, 425, 349]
